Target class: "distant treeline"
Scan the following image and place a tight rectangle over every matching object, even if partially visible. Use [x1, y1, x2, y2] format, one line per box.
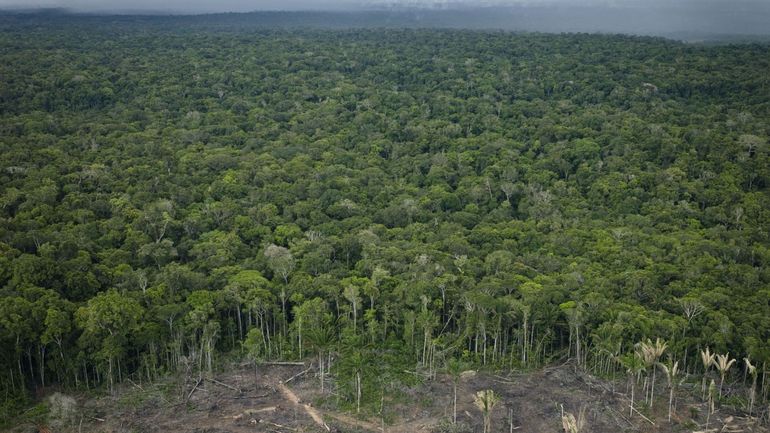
[2, 8, 770, 41]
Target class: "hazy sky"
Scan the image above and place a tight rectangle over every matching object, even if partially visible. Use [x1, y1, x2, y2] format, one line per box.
[2, 0, 769, 37]
[3, 0, 768, 13]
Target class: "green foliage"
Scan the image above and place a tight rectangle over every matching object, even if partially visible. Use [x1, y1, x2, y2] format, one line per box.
[0, 15, 769, 416]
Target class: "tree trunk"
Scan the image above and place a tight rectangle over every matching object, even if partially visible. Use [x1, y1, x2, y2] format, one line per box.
[39, 345, 45, 388]
[356, 371, 362, 414]
[748, 377, 756, 417]
[319, 352, 325, 393]
[108, 357, 114, 394]
[298, 321, 303, 358]
[453, 382, 457, 424]
[17, 354, 23, 387]
[575, 326, 581, 367]
[237, 305, 243, 340]
[83, 360, 89, 389]
[26, 348, 35, 386]
[719, 373, 725, 398]
[521, 318, 528, 365]
[281, 290, 287, 337]
[650, 369, 657, 408]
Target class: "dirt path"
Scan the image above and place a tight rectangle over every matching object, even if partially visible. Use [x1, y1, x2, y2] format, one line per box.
[277, 381, 409, 433]
[277, 381, 330, 431]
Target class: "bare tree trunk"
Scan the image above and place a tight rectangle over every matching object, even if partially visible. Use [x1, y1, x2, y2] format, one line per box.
[298, 321, 303, 358]
[650, 369, 657, 408]
[281, 291, 287, 337]
[453, 382, 458, 424]
[26, 348, 35, 386]
[719, 373, 725, 398]
[521, 318, 528, 365]
[748, 376, 756, 417]
[39, 345, 45, 388]
[356, 371, 362, 414]
[575, 326, 581, 367]
[319, 352, 325, 393]
[83, 360, 89, 389]
[108, 357, 114, 394]
[17, 354, 23, 388]
[236, 306, 243, 340]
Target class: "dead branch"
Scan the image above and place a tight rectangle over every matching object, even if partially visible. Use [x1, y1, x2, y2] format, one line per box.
[227, 392, 273, 399]
[284, 367, 313, 384]
[245, 406, 278, 415]
[186, 377, 202, 402]
[260, 361, 306, 366]
[211, 378, 241, 393]
[259, 419, 297, 431]
[606, 406, 634, 428]
[629, 404, 655, 425]
[127, 378, 144, 391]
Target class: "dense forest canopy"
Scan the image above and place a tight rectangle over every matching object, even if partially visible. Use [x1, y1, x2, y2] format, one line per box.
[0, 14, 769, 422]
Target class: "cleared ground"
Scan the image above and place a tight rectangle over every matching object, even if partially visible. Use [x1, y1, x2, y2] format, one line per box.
[9, 361, 767, 433]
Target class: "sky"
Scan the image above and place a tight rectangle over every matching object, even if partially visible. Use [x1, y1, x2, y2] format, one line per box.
[1, 0, 767, 14]
[1, 0, 769, 37]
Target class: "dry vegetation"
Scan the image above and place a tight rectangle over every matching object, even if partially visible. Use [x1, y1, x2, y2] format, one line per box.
[7, 361, 769, 433]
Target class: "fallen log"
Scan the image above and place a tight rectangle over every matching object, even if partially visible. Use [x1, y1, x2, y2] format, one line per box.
[244, 406, 278, 415]
[259, 419, 297, 431]
[211, 378, 241, 393]
[284, 367, 313, 384]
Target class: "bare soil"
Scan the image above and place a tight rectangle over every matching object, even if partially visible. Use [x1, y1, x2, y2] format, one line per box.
[8, 361, 768, 433]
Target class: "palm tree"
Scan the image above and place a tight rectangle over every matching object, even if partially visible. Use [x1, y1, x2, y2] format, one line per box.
[700, 347, 716, 401]
[658, 360, 680, 422]
[714, 353, 736, 398]
[474, 389, 500, 433]
[560, 405, 586, 433]
[638, 338, 667, 407]
[306, 320, 336, 394]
